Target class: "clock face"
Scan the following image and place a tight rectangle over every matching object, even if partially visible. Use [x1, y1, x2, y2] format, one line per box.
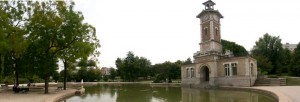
[203, 15, 209, 20]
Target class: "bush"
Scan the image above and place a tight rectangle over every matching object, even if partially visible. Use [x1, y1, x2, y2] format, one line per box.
[103, 76, 108, 82]
[19, 78, 29, 84]
[153, 74, 165, 83]
[268, 75, 278, 78]
[32, 75, 44, 83]
[3, 76, 14, 85]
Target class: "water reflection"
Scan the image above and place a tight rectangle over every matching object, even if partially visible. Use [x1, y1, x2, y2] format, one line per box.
[63, 84, 276, 102]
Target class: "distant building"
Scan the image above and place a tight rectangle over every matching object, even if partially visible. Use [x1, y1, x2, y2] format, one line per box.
[181, 0, 257, 88]
[283, 43, 297, 52]
[101, 67, 112, 75]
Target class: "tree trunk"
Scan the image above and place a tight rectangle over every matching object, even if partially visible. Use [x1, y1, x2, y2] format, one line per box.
[44, 76, 49, 94]
[63, 61, 67, 90]
[14, 58, 19, 85]
[15, 64, 19, 85]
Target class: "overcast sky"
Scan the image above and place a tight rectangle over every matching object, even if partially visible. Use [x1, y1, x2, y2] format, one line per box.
[73, 0, 300, 68]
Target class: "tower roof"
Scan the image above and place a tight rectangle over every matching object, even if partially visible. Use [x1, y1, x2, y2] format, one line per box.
[203, 0, 215, 7]
[196, 0, 223, 18]
[196, 10, 223, 18]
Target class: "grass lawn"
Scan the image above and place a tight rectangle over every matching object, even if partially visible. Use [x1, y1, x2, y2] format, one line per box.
[286, 77, 300, 86]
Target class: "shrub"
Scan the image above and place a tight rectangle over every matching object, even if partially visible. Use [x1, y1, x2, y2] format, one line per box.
[3, 76, 14, 85]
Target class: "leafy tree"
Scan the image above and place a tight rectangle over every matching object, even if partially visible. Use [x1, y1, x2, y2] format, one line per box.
[254, 55, 273, 74]
[290, 43, 300, 76]
[152, 61, 181, 83]
[221, 39, 248, 57]
[116, 51, 151, 82]
[109, 68, 117, 80]
[0, 1, 29, 85]
[251, 33, 285, 74]
[135, 57, 151, 79]
[116, 52, 138, 82]
[76, 59, 100, 82]
[76, 67, 88, 82]
[86, 68, 97, 82]
[183, 58, 192, 65]
[24, 1, 99, 93]
[52, 71, 60, 82]
[56, 1, 99, 89]
[280, 48, 292, 74]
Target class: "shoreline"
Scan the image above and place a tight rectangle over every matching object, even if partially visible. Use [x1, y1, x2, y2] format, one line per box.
[1, 82, 296, 102]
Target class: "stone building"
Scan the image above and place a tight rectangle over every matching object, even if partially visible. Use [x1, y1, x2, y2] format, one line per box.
[283, 43, 297, 52]
[181, 0, 257, 88]
[101, 67, 112, 76]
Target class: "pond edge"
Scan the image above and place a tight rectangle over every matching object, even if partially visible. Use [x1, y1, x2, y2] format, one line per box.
[219, 86, 290, 102]
[50, 82, 289, 102]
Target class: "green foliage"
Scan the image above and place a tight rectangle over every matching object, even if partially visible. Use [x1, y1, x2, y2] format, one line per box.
[152, 61, 182, 83]
[280, 48, 292, 74]
[290, 42, 300, 76]
[221, 39, 248, 57]
[251, 33, 285, 74]
[0, 1, 99, 93]
[116, 51, 152, 82]
[103, 75, 109, 82]
[3, 76, 14, 85]
[183, 58, 192, 65]
[52, 71, 60, 82]
[267, 75, 278, 78]
[76, 67, 88, 81]
[109, 68, 117, 80]
[254, 56, 273, 74]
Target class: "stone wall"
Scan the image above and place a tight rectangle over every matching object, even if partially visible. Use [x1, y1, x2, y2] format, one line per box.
[216, 76, 256, 87]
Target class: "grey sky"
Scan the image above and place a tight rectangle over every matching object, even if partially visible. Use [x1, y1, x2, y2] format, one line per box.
[73, 0, 300, 68]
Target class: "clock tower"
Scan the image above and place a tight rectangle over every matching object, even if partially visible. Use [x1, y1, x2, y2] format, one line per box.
[196, 0, 223, 55]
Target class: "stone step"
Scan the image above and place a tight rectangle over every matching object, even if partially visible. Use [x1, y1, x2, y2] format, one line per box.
[254, 78, 286, 86]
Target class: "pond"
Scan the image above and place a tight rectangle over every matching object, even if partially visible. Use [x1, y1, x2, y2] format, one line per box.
[62, 84, 276, 102]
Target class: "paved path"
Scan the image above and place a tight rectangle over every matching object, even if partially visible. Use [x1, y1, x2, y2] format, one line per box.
[252, 86, 300, 102]
[0, 87, 76, 102]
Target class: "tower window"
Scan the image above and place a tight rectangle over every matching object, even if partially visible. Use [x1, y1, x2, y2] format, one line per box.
[204, 28, 208, 35]
[215, 28, 218, 36]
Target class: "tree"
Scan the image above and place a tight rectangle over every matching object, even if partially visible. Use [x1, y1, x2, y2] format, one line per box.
[254, 55, 273, 74]
[152, 61, 181, 83]
[290, 43, 300, 76]
[280, 48, 292, 74]
[76, 67, 88, 82]
[183, 58, 192, 65]
[116, 52, 138, 82]
[135, 57, 151, 79]
[0, 1, 29, 85]
[221, 39, 248, 57]
[251, 33, 285, 74]
[56, 1, 99, 89]
[109, 68, 117, 81]
[25, 1, 99, 93]
[116, 51, 151, 82]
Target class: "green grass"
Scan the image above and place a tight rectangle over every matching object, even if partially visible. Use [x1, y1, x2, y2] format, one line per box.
[286, 77, 300, 86]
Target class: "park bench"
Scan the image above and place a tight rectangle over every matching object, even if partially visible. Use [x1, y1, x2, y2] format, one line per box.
[13, 86, 29, 93]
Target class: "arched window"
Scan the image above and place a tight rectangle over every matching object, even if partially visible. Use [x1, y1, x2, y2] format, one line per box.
[250, 63, 254, 76]
[204, 28, 208, 35]
[215, 28, 218, 36]
[186, 68, 189, 78]
[191, 68, 195, 78]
